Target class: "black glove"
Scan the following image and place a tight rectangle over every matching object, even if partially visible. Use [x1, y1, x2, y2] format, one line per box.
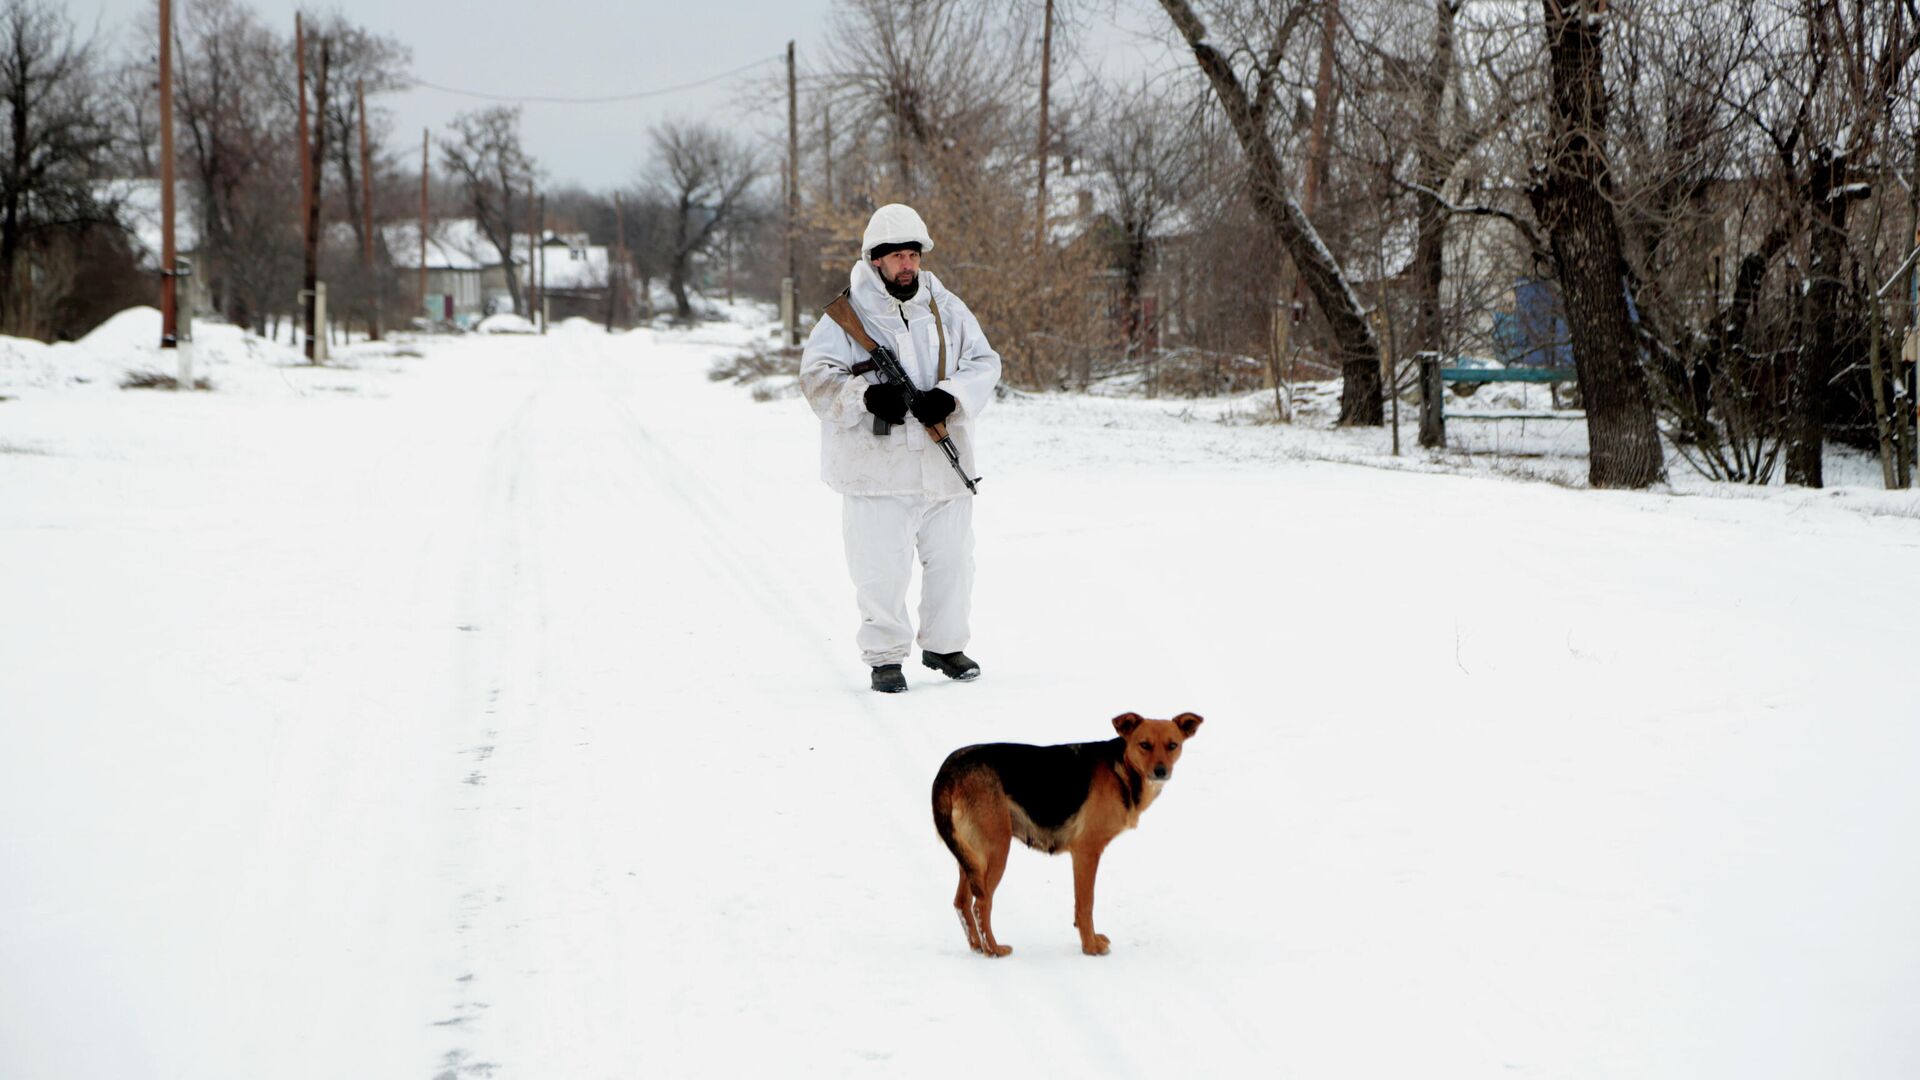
[864, 382, 909, 426]
[909, 387, 956, 426]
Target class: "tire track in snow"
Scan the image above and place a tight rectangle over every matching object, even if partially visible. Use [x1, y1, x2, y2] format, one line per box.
[429, 382, 549, 1080]
[600, 389, 841, 659]
[424, 345, 840, 1077]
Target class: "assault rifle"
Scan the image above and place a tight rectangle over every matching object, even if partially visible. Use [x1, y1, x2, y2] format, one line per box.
[824, 289, 981, 494]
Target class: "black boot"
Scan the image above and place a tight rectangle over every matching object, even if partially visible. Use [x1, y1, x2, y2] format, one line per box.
[870, 664, 907, 693]
[921, 650, 980, 681]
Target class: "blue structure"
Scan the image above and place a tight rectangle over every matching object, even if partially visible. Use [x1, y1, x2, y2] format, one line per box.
[1493, 276, 1573, 368]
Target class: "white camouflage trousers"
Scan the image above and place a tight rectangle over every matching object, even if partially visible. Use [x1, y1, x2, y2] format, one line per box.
[841, 493, 975, 668]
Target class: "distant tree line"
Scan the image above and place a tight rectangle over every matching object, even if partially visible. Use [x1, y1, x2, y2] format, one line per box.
[9, 0, 1918, 489]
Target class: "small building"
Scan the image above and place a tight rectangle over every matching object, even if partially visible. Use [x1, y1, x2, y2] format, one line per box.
[384, 218, 515, 328]
[515, 232, 615, 324]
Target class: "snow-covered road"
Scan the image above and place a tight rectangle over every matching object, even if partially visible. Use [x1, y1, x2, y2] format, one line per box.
[4, 319, 1918, 1079]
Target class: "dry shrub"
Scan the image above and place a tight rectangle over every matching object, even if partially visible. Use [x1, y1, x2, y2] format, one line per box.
[802, 155, 1108, 394]
[120, 371, 213, 391]
[710, 343, 801, 385]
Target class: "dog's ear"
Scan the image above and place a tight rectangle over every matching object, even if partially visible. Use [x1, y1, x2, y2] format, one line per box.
[1173, 712, 1204, 738]
[1112, 712, 1144, 737]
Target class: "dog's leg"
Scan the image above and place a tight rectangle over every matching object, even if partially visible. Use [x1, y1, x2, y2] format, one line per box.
[953, 867, 986, 953]
[973, 840, 1013, 957]
[1070, 840, 1111, 956]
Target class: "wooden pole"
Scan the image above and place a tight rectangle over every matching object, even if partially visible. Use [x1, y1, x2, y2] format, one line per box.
[296, 15, 310, 246]
[293, 12, 309, 355]
[158, 0, 177, 350]
[1036, 0, 1053, 252]
[302, 33, 330, 363]
[1304, 0, 1338, 214]
[418, 128, 429, 325]
[537, 192, 547, 333]
[525, 183, 537, 320]
[1419, 354, 1445, 448]
[786, 39, 799, 345]
[357, 79, 379, 341]
[609, 191, 625, 332]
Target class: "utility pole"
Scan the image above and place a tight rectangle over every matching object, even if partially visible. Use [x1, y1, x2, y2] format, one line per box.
[616, 191, 629, 329]
[1304, 0, 1338, 214]
[418, 128, 429, 326]
[609, 190, 625, 332]
[158, 0, 179, 363]
[785, 39, 799, 346]
[296, 15, 310, 254]
[295, 13, 308, 354]
[310, 37, 331, 362]
[537, 192, 547, 334]
[1035, 0, 1053, 252]
[300, 30, 330, 363]
[357, 79, 379, 341]
[525, 183, 537, 321]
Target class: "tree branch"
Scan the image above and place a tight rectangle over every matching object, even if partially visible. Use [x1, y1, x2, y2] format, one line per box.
[1400, 179, 1551, 263]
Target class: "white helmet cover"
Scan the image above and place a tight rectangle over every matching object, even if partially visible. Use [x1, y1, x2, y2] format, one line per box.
[862, 203, 935, 260]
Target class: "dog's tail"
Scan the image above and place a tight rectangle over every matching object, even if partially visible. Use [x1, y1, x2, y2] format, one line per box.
[931, 749, 981, 877]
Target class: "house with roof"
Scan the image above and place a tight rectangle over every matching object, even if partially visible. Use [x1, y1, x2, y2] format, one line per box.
[383, 218, 515, 328]
[384, 220, 624, 328]
[513, 231, 617, 324]
[1045, 154, 1205, 353]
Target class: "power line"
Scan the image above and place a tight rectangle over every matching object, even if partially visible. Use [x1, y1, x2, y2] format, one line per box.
[405, 55, 781, 105]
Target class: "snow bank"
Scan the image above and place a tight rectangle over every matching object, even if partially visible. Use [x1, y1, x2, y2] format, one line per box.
[477, 313, 536, 335]
[0, 307, 406, 399]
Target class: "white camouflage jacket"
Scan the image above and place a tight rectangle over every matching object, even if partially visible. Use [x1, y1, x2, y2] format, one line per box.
[799, 262, 1002, 498]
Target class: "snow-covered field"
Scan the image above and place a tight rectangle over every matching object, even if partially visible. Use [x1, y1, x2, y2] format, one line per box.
[3, 308, 1918, 1080]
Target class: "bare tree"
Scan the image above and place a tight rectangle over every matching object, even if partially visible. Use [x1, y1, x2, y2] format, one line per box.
[1086, 80, 1200, 359]
[1157, 0, 1386, 425]
[821, 0, 1031, 196]
[1606, 0, 1919, 485]
[169, 0, 299, 332]
[293, 16, 409, 339]
[438, 106, 535, 315]
[613, 184, 671, 319]
[1776, 0, 1919, 486]
[0, 0, 113, 337]
[1589, 2, 1791, 481]
[309, 17, 409, 259]
[1339, 0, 1535, 445]
[1529, 0, 1666, 488]
[645, 120, 759, 321]
[103, 48, 160, 177]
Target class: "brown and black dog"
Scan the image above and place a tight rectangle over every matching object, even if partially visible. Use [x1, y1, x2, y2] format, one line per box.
[931, 711, 1203, 957]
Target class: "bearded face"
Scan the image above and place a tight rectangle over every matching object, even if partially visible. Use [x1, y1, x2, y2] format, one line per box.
[872, 249, 921, 299]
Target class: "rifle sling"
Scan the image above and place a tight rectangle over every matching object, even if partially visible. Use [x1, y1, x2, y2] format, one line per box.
[824, 290, 878, 352]
[928, 292, 948, 382]
[826, 287, 949, 382]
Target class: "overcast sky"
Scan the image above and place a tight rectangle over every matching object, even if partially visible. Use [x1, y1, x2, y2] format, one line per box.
[77, 0, 1180, 192]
